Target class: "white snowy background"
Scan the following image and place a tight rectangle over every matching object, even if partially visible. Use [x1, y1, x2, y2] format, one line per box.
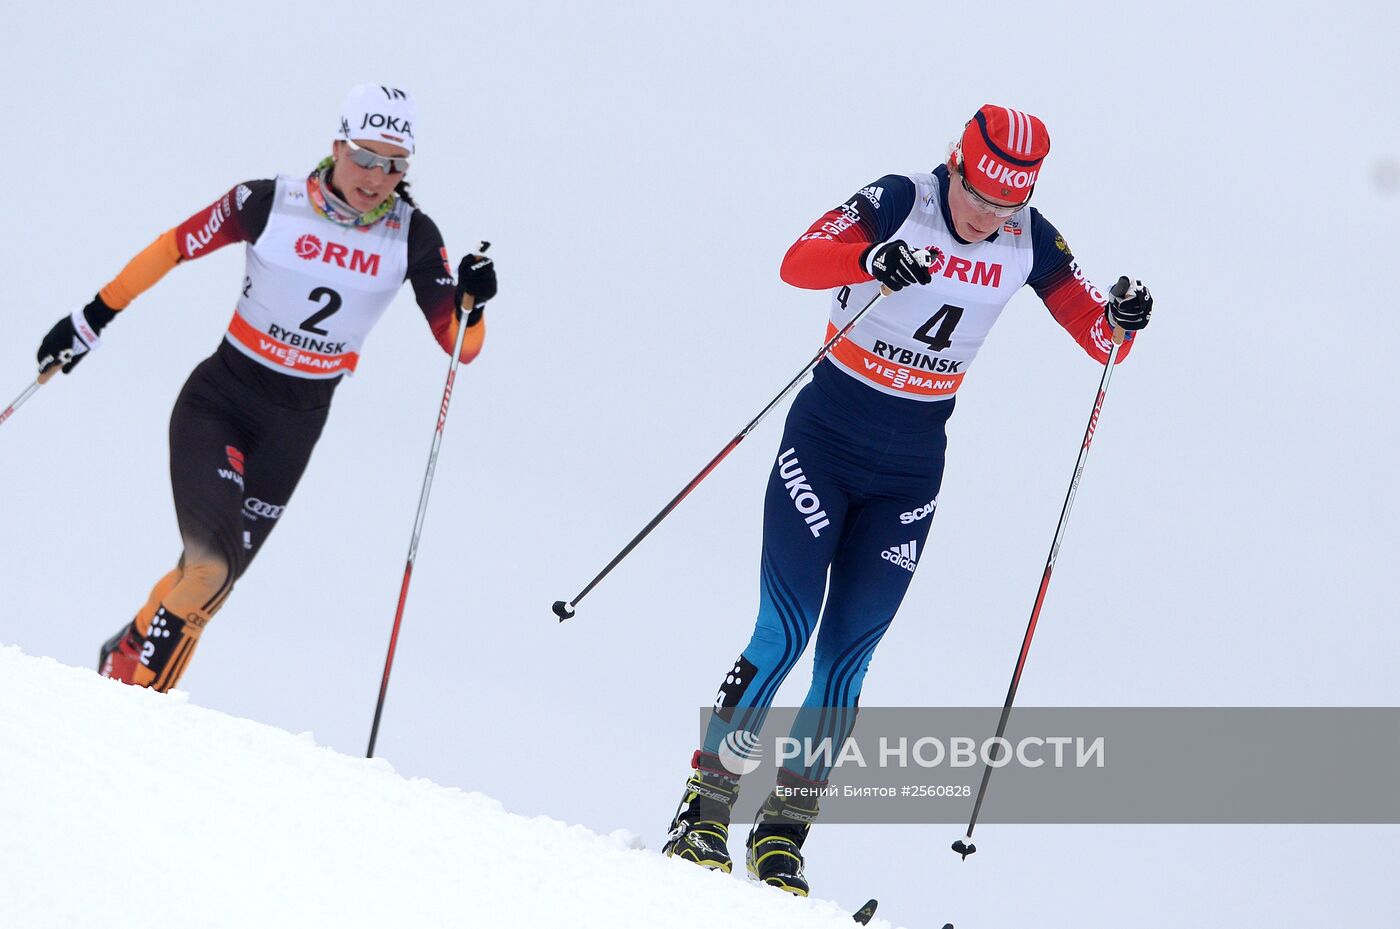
[3, 1, 1398, 927]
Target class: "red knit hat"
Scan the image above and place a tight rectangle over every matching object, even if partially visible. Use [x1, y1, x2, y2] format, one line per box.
[955, 104, 1050, 202]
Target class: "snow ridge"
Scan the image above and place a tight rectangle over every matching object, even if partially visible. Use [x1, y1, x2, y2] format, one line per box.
[0, 645, 894, 929]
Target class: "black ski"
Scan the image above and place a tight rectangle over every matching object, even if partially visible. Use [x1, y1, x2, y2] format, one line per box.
[852, 899, 878, 924]
[850, 899, 953, 928]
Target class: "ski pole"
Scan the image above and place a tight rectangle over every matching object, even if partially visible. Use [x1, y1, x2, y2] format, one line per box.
[551, 248, 938, 623]
[1, 382, 40, 428]
[952, 280, 1131, 860]
[366, 242, 489, 759]
[1, 367, 59, 428]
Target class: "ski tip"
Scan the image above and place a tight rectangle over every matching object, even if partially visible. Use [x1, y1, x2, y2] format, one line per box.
[852, 898, 878, 925]
[552, 600, 576, 622]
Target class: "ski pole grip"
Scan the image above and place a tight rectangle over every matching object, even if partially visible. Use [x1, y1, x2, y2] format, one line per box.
[1108, 275, 1130, 345]
[37, 367, 59, 385]
[456, 240, 492, 315]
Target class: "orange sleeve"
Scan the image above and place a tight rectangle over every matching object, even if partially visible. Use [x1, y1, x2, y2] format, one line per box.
[98, 228, 181, 310]
[444, 313, 486, 364]
[461, 317, 485, 363]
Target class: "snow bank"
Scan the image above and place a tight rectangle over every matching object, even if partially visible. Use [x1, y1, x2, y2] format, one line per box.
[0, 645, 894, 929]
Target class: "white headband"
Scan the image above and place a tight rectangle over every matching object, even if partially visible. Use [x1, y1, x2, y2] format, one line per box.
[338, 84, 417, 154]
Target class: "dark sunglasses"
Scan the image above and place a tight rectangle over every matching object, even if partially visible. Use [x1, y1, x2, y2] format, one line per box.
[345, 138, 410, 175]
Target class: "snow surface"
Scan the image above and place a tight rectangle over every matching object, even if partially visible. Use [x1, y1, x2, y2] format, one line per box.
[0, 645, 893, 929]
[3, 2, 1399, 927]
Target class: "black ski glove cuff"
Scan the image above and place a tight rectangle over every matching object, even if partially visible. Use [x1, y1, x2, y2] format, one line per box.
[83, 295, 118, 334]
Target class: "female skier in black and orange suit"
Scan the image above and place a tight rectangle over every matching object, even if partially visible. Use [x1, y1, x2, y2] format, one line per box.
[34, 84, 497, 692]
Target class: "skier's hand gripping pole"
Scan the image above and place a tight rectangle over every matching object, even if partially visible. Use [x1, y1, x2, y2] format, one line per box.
[5, 306, 105, 428]
[552, 247, 942, 623]
[951, 276, 1132, 860]
[365, 241, 491, 759]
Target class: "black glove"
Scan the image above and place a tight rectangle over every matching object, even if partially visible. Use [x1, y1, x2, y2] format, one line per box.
[455, 252, 497, 326]
[1106, 276, 1152, 331]
[864, 240, 933, 292]
[37, 298, 117, 376]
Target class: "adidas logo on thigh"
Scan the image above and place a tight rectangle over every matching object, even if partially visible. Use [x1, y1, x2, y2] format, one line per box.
[881, 540, 918, 572]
